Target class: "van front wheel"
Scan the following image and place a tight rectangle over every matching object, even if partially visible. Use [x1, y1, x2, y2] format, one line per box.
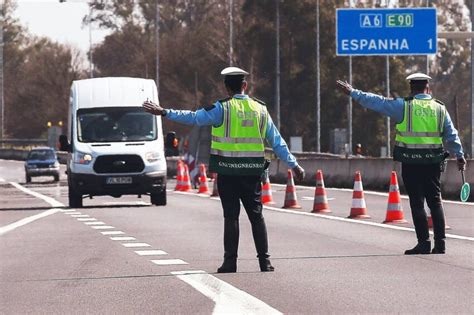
[69, 189, 83, 208]
[151, 189, 166, 206]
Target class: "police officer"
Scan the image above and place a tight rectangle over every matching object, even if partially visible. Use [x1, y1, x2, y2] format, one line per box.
[143, 66, 305, 272]
[336, 73, 466, 255]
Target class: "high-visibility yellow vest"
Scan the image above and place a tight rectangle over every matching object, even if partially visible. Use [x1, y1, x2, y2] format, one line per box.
[209, 97, 268, 175]
[393, 97, 446, 164]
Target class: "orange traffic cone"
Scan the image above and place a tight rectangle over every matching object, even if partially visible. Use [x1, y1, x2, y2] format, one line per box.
[348, 171, 370, 219]
[198, 164, 210, 194]
[428, 214, 451, 230]
[180, 164, 192, 192]
[312, 170, 331, 213]
[211, 173, 219, 197]
[383, 171, 407, 224]
[282, 169, 301, 209]
[261, 178, 275, 205]
[174, 160, 184, 191]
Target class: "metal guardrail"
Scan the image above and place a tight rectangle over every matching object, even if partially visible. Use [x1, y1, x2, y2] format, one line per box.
[0, 139, 49, 150]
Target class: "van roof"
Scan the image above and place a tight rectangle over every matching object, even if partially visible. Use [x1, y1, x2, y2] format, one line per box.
[71, 77, 157, 109]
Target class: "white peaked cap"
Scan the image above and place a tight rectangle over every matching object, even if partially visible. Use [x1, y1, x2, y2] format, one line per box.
[220, 66, 249, 76]
[406, 72, 432, 81]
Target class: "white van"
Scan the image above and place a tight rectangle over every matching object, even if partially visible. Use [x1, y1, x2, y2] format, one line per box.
[59, 77, 167, 208]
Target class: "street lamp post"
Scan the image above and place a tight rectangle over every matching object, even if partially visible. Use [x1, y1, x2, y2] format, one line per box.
[0, 1, 4, 144]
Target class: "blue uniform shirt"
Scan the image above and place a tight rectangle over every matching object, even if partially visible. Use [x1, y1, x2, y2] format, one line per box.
[350, 89, 464, 158]
[164, 94, 298, 168]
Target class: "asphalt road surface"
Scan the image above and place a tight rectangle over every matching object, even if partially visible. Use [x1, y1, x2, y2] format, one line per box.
[1, 159, 473, 314]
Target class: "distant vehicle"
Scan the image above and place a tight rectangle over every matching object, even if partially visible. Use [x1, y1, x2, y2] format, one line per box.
[24, 147, 60, 183]
[59, 77, 167, 208]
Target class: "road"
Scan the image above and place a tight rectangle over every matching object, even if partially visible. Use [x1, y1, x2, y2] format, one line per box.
[1, 159, 473, 314]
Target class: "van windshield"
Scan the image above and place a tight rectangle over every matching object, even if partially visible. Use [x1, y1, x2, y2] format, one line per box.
[77, 107, 157, 143]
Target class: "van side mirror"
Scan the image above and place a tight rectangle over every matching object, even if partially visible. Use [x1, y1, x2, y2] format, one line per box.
[165, 131, 179, 157]
[59, 135, 70, 152]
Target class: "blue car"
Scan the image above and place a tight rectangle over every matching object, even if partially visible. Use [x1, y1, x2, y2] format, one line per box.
[24, 147, 60, 183]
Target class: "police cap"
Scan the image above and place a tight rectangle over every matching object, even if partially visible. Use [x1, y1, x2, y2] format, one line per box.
[220, 67, 249, 76]
[405, 72, 432, 82]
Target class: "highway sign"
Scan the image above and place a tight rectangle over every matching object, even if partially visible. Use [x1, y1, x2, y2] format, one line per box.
[336, 8, 437, 56]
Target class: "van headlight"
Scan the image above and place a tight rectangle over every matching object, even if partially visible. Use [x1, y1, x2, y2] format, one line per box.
[74, 151, 93, 165]
[145, 151, 160, 163]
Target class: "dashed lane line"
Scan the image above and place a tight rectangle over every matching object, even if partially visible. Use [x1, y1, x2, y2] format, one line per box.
[122, 243, 151, 248]
[135, 250, 167, 256]
[172, 270, 282, 315]
[101, 231, 125, 235]
[110, 236, 136, 241]
[77, 218, 97, 222]
[0, 182, 65, 236]
[84, 221, 106, 225]
[91, 225, 115, 230]
[151, 259, 187, 265]
[0, 178, 5, 182]
[3, 181, 282, 313]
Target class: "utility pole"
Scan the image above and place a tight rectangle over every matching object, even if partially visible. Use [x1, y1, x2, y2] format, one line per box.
[471, 5, 473, 158]
[315, 0, 320, 153]
[0, 1, 4, 144]
[386, 56, 390, 157]
[228, 0, 233, 66]
[88, 7, 93, 78]
[156, 0, 160, 96]
[275, 0, 280, 130]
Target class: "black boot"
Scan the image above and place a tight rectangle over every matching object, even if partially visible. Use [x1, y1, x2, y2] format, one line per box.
[404, 241, 431, 255]
[217, 218, 239, 273]
[432, 239, 445, 254]
[251, 217, 274, 272]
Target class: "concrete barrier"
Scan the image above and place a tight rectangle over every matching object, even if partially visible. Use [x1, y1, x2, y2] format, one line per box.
[2, 148, 472, 201]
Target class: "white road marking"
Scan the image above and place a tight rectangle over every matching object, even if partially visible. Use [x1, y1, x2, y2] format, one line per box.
[175, 189, 474, 241]
[103, 201, 151, 206]
[77, 218, 97, 222]
[9, 182, 64, 208]
[272, 183, 474, 206]
[0, 178, 5, 182]
[263, 205, 474, 242]
[84, 221, 106, 225]
[66, 212, 82, 215]
[151, 259, 187, 265]
[0, 182, 66, 236]
[172, 270, 282, 314]
[302, 196, 335, 201]
[91, 225, 115, 230]
[60, 209, 76, 212]
[110, 236, 136, 241]
[71, 214, 90, 218]
[135, 250, 167, 256]
[0, 209, 60, 236]
[101, 231, 125, 235]
[122, 243, 151, 248]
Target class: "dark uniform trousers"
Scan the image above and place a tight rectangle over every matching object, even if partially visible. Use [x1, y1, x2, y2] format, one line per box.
[401, 163, 446, 243]
[217, 174, 270, 260]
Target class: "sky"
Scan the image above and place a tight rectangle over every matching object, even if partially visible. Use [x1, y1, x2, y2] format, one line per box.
[13, 0, 110, 52]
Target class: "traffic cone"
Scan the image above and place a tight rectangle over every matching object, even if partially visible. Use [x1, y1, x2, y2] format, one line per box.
[198, 164, 210, 194]
[174, 160, 184, 191]
[348, 171, 370, 219]
[312, 169, 331, 213]
[428, 214, 451, 230]
[383, 171, 408, 224]
[261, 178, 275, 205]
[180, 164, 192, 192]
[211, 173, 219, 197]
[282, 169, 301, 209]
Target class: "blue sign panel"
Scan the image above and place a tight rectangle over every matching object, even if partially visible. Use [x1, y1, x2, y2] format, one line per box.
[336, 8, 437, 56]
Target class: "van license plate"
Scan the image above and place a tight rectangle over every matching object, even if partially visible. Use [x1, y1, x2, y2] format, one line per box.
[106, 177, 132, 184]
